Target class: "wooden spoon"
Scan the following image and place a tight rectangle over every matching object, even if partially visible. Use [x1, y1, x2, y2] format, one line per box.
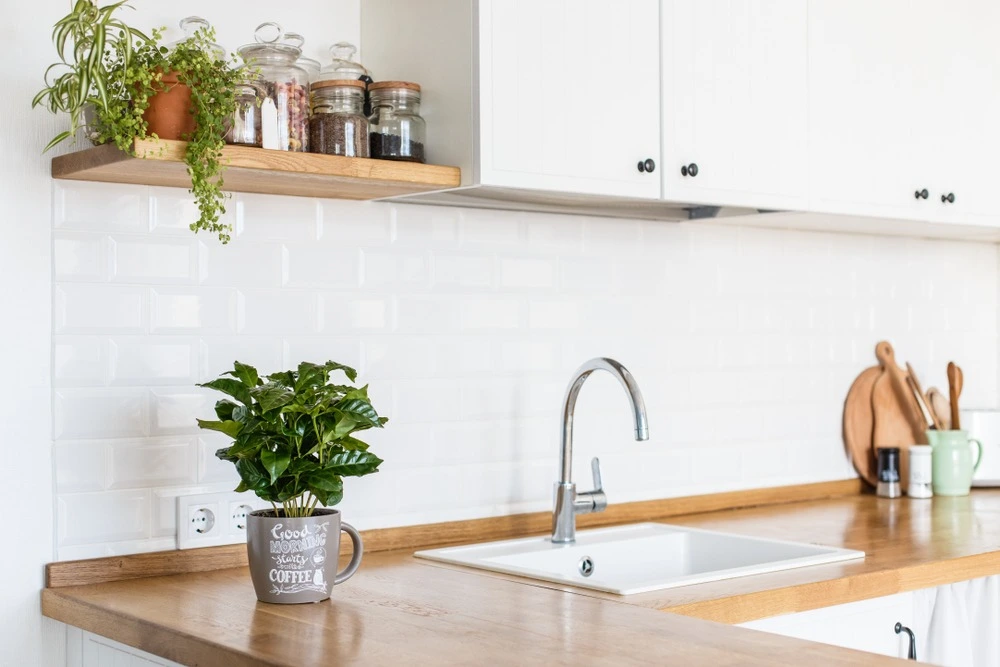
[905, 363, 940, 430]
[947, 362, 963, 430]
[927, 387, 952, 430]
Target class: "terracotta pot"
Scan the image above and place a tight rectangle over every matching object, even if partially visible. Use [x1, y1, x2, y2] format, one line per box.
[143, 72, 195, 140]
[246, 508, 363, 604]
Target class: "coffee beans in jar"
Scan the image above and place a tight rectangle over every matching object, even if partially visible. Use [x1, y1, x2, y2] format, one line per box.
[368, 81, 426, 163]
[309, 79, 369, 157]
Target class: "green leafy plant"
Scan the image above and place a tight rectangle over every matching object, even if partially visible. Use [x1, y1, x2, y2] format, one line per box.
[32, 0, 148, 151]
[99, 25, 246, 243]
[198, 361, 387, 518]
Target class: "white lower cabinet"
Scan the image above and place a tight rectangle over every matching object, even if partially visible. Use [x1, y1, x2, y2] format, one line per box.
[68, 627, 183, 667]
[740, 592, 919, 660]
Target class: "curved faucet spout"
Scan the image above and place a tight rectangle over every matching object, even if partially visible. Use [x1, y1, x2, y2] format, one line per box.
[559, 357, 649, 485]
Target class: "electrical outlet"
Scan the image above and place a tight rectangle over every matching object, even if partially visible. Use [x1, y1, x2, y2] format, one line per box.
[176, 491, 270, 550]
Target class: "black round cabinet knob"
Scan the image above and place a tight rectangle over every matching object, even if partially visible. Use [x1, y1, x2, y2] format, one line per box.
[643, 158, 656, 173]
[914, 188, 929, 200]
[942, 192, 956, 203]
[681, 163, 699, 177]
[637, 161, 645, 173]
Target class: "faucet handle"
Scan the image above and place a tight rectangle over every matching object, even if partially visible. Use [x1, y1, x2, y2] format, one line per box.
[590, 457, 603, 491]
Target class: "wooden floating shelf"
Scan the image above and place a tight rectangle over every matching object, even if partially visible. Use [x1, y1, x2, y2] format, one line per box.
[51, 138, 461, 200]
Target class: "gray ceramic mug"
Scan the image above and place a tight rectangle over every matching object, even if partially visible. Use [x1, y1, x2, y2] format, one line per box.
[246, 508, 363, 604]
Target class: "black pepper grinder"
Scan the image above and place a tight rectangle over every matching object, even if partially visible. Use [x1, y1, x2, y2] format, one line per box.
[876, 447, 901, 498]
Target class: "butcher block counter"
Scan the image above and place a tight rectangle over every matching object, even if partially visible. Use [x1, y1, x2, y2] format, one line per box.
[41, 484, 1000, 666]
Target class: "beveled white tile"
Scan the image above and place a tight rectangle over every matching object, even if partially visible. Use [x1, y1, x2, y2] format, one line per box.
[55, 285, 147, 334]
[110, 337, 199, 385]
[111, 236, 198, 283]
[54, 337, 110, 386]
[54, 389, 149, 439]
[108, 437, 198, 489]
[54, 233, 110, 281]
[320, 293, 391, 332]
[197, 433, 241, 485]
[318, 199, 393, 244]
[57, 490, 151, 546]
[199, 240, 283, 288]
[150, 287, 237, 334]
[149, 388, 215, 435]
[282, 337, 364, 374]
[149, 186, 237, 235]
[236, 193, 319, 241]
[390, 204, 460, 246]
[240, 290, 319, 335]
[432, 253, 495, 289]
[499, 257, 555, 289]
[200, 336, 283, 382]
[460, 298, 521, 330]
[54, 182, 148, 232]
[54, 441, 108, 493]
[283, 246, 360, 288]
[362, 250, 429, 288]
[392, 296, 458, 333]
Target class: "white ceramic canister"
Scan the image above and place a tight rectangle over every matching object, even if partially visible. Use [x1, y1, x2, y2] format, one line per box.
[908, 444, 933, 498]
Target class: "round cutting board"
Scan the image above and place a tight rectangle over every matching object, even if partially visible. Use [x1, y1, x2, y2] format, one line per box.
[843, 365, 880, 486]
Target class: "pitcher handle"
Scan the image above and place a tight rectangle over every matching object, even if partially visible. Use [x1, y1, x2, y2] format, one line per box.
[334, 521, 364, 585]
[970, 438, 984, 472]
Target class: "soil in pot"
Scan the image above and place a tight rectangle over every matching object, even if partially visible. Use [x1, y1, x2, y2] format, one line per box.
[143, 72, 195, 141]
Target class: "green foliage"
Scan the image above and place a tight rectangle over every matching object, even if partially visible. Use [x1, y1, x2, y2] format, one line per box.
[32, 0, 148, 151]
[98, 25, 246, 243]
[199, 361, 387, 518]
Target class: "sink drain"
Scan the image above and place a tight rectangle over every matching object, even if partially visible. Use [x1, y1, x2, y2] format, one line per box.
[578, 556, 595, 577]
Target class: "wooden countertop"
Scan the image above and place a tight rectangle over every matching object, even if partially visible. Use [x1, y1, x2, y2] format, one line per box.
[43, 490, 1000, 666]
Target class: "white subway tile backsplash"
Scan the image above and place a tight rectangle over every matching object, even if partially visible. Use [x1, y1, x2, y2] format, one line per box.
[110, 338, 199, 385]
[54, 233, 110, 281]
[54, 337, 109, 386]
[55, 389, 149, 439]
[57, 490, 151, 546]
[150, 287, 237, 334]
[55, 284, 147, 334]
[50, 186, 1000, 557]
[108, 437, 197, 489]
[111, 236, 198, 283]
[55, 182, 147, 232]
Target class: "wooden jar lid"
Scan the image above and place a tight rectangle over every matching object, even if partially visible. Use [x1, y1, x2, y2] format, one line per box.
[369, 81, 421, 92]
[312, 79, 368, 90]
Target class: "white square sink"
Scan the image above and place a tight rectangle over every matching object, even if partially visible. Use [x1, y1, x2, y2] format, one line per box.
[415, 523, 865, 595]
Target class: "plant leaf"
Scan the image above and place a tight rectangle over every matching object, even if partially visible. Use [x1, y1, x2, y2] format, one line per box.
[336, 398, 383, 428]
[196, 418, 242, 439]
[261, 444, 291, 484]
[198, 378, 252, 407]
[236, 458, 268, 491]
[306, 469, 343, 506]
[214, 399, 238, 421]
[225, 361, 259, 388]
[324, 361, 358, 383]
[323, 449, 383, 477]
[43, 131, 73, 152]
[250, 383, 295, 413]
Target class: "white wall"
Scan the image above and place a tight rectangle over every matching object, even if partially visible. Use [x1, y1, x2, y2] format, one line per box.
[3, 1, 358, 664]
[51, 181, 1000, 559]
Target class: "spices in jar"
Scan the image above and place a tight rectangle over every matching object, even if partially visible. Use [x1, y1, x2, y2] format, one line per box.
[309, 79, 369, 157]
[368, 81, 426, 163]
[237, 22, 311, 152]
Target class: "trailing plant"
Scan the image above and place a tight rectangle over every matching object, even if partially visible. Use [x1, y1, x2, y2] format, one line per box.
[99, 24, 247, 243]
[198, 361, 386, 518]
[32, 0, 148, 150]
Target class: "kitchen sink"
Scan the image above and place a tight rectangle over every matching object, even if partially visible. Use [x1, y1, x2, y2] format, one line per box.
[415, 522, 865, 595]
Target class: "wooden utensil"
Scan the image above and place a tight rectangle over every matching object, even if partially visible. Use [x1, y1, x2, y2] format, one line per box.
[905, 363, 940, 430]
[927, 387, 952, 430]
[948, 362, 963, 430]
[873, 342, 926, 444]
[843, 366, 881, 486]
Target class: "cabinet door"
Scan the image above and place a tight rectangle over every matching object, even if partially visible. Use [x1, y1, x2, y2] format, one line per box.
[661, 0, 808, 210]
[808, 0, 943, 221]
[740, 592, 916, 659]
[478, 0, 662, 199]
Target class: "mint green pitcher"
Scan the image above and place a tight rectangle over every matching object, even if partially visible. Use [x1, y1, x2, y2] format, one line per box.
[926, 430, 983, 496]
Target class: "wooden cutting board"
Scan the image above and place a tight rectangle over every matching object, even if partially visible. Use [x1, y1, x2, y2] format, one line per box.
[843, 365, 881, 486]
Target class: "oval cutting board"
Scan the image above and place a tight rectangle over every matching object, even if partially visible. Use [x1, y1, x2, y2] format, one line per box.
[843, 365, 880, 486]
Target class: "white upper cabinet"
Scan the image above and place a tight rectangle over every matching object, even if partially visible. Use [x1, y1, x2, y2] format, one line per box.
[661, 0, 809, 210]
[478, 0, 661, 199]
[808, 0, 1000, 227]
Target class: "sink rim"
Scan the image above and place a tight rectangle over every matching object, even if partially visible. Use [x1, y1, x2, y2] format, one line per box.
[414, 522, 866, 596]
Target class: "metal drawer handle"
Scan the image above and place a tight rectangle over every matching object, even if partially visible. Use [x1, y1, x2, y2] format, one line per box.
[895, 622, 916, 660]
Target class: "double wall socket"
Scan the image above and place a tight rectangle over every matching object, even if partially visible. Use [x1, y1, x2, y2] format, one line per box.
[176, 491, 271, 550]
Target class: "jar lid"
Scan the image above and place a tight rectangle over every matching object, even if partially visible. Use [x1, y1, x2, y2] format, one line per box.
[312, 79, 368, 90]
[169, 16, 227, 60]
[369, 81, 421, 92]
[319, 42, 370, 79]
[237, 22, 302, 65]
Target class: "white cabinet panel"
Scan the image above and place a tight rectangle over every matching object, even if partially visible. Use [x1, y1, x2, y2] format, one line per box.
[478, 0, 662, 198]
[661, 0, 808, 210]
[740, 592, 916, 659]
[71, 629, 183, 667]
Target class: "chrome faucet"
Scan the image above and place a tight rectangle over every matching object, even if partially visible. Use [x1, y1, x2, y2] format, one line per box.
[552, 357, 649, 544]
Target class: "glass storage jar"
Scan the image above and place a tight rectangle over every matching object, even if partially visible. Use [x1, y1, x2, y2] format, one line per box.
[309, 80, 369, 157]
[226, 81, 262, 146]
[368, 81, 425, 163]
[283, 32, 322, 84]
[319, 42, 370, 81]
[237, 22, 310, 152]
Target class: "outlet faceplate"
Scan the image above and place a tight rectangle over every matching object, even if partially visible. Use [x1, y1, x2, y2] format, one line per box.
[176, 491, 270, 550]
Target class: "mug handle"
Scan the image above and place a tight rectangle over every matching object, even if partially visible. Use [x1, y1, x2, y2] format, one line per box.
[970, 438, 984, 472]
[335, 521, 364, 585]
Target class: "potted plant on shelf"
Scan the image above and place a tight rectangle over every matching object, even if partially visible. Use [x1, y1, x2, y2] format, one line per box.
[198, 360, 386, 604]
[36, 4, 247, 243]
